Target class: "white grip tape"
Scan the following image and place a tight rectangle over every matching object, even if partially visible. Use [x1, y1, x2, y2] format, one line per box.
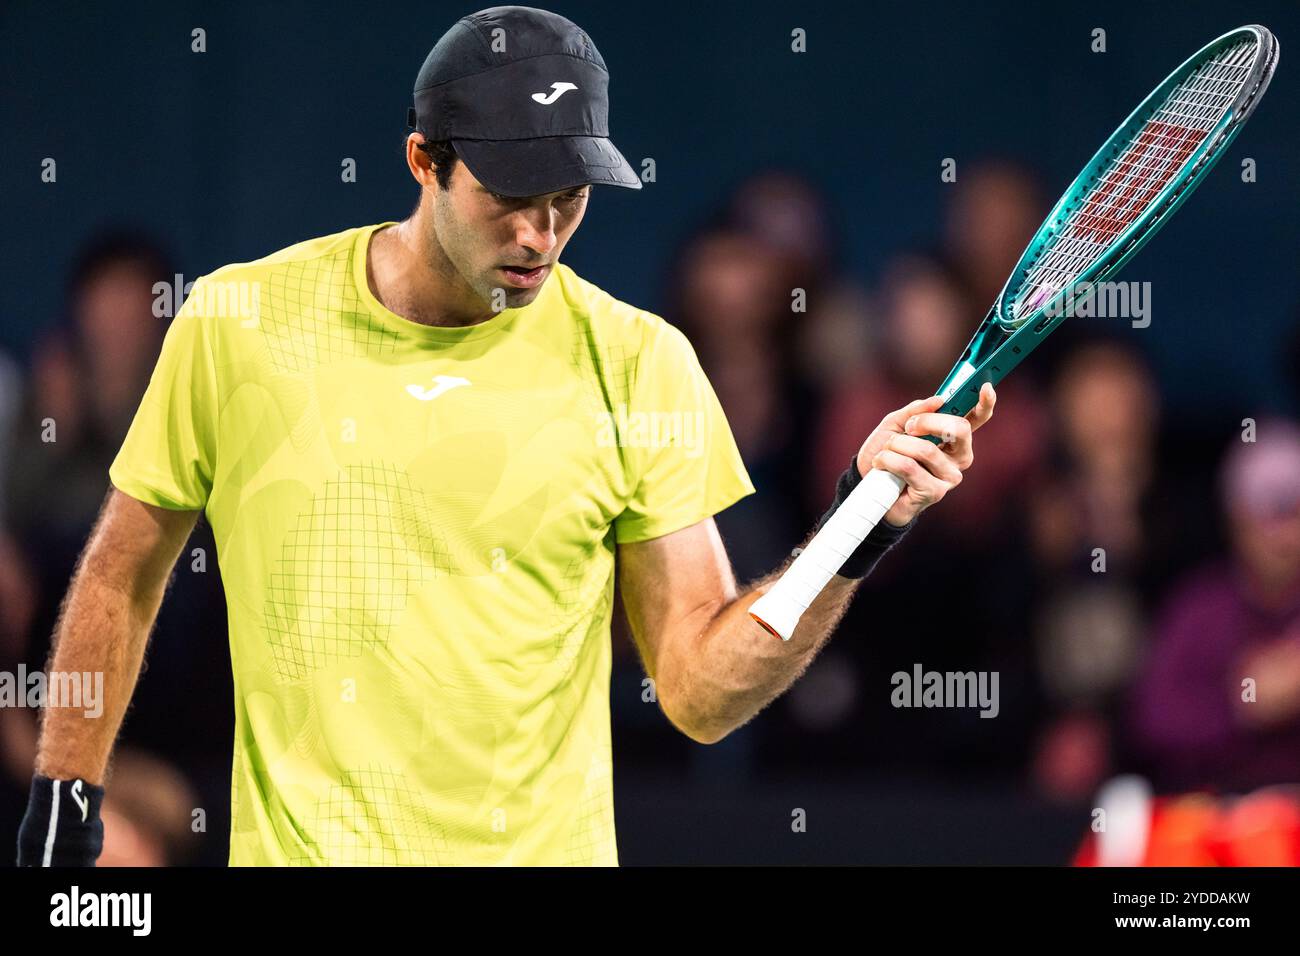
[749, 468, 905, 640]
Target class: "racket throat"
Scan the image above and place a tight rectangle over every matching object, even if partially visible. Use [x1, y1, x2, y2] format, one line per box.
[939, 361, 978, 402]
[934, 311, 1018, 414]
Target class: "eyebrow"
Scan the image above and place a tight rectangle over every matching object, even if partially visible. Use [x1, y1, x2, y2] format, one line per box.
[481, 185, 591, 199]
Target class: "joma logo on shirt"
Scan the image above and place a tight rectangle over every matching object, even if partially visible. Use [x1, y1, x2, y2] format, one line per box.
[406, 375, 471, 401]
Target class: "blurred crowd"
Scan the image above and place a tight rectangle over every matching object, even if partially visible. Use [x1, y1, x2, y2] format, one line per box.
[614, 161, 1300, 819]
[0, 235, 233, 865]
[3, 162, 1300, 865]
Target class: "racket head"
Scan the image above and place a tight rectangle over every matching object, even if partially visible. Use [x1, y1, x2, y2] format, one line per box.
[935, 24, 1279, 421]
[996, 24, 1278, 331]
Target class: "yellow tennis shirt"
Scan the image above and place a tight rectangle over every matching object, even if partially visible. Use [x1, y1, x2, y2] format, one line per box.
[109, 223, 754, 865]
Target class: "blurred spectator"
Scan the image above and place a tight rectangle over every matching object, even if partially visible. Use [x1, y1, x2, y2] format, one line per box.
[667, 173, 839, 582]
[615, 173, 841, 782]
[943, 160, 1045, 317]
[7, 232, 172, 542]
[1129, 420, 1300, 793]
[767, 164, 1054, 774]
[759, 250, 1045, 774]
[0, 231, 233, 865]
[98, 749, 202, 866]
[0, 351, 23, 531]
[815, 251, 1049, 545]
[671, 228, 794, 480]
[1028, 337, 1217, 801]
[0, 344, 35, 735]
[726, 170, 835, 291]
[728, 171, 876, 394]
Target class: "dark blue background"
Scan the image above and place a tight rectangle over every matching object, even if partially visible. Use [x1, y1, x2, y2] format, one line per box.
[3, 1, 1299, 866]
[4, 0, 1298, 412]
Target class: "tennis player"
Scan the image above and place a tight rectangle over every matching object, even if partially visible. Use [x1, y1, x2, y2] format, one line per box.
[18, 5, 994, 866]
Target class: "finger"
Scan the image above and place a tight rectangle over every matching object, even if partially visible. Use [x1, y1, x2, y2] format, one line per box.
[885, 433, 964, 486]
[905, 412, 974, 469]
[966, 382, 997, 432]
[881, 395, 945, 433]
[904, 411, 973, 450]
[871, 448, 951, 504]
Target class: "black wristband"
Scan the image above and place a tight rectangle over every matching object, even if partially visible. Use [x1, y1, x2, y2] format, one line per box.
[815, 454, 916, 579]
[17, 774, 106, 867]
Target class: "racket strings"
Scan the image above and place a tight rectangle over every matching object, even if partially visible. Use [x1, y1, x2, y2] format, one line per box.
[1012, 39, 1258, 320]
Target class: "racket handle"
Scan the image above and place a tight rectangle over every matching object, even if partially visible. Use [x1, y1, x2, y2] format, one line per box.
[749, 468, 905, 640]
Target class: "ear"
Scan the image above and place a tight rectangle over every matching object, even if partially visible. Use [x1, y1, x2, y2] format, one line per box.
[405, 133, 439, 190]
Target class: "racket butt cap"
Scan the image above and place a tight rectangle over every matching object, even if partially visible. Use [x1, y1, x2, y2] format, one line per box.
[749, 595, 798, 641]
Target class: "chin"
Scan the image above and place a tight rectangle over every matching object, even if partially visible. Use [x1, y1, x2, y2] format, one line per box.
[498, 285, 543, 309]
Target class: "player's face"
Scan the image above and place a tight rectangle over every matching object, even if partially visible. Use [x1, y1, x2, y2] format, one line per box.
[433, 160, 590, 310]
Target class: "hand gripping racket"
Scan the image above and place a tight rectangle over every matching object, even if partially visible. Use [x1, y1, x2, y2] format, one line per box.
[750, 24, 1279, 640]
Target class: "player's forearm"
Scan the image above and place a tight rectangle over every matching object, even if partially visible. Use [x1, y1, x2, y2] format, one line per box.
[658, 561, 861, 745]
[34, 559, 164, 785]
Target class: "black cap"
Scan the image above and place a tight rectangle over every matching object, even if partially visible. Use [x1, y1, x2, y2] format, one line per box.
[409, 6, 641, 198]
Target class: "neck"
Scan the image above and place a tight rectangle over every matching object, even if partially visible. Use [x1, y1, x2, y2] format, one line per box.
[367, 217, 495, 328]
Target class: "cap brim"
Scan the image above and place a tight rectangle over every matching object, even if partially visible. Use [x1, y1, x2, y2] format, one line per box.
[452, 136, 642, 198]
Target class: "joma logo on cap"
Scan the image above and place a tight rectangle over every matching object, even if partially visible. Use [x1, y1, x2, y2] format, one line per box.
[531, 82, 577, 105]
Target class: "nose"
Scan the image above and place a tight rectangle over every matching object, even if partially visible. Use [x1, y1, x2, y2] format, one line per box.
[514, 207, 558, 259]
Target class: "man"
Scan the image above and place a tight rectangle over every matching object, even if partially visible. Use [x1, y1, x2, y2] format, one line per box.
[18, 5, 994, 866]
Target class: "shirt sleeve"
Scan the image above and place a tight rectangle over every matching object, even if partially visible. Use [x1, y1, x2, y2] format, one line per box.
[108, 277, 220, 511]
[613, 321, 755, 543]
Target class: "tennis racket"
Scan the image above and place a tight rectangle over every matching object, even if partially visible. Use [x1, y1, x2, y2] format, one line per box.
[750, 24, 1279, 640]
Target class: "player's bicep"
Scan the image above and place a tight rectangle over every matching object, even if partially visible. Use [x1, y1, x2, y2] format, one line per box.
[84, 488, 201, 606]
[616, 516, 738, 679]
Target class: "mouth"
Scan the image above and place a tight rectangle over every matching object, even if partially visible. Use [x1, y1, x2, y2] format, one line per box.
[498, 264, 550, 289]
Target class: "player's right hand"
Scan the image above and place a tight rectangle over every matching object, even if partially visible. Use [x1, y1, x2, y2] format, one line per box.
[856, 383, 997, 527]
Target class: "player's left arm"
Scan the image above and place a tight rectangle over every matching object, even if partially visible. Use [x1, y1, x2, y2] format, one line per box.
[616, 384, 995, 744]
